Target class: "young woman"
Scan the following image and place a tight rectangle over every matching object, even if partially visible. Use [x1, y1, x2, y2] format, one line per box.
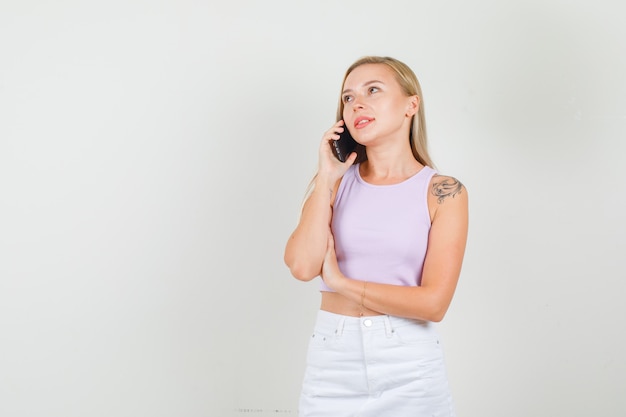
[284, 56, 468, 416]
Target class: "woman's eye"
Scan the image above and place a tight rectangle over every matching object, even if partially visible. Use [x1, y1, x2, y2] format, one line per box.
[342, 95, 353, 103]
[368, 87, 379, 94]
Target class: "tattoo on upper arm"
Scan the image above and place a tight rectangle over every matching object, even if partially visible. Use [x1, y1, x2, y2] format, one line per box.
[431, 176, 463, 204]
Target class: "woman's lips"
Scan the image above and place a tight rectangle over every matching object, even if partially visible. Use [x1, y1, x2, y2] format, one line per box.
[354, 117, 374, 129]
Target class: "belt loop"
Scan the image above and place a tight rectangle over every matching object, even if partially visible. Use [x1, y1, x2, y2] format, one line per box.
[335, 316, 346, 337]
[383, 315, 393, 338]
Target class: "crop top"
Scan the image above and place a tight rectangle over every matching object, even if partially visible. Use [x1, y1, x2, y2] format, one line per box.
[320, 163, 437, 292]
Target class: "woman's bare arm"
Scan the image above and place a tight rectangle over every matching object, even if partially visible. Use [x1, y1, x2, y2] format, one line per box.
[284, 175, 336, 281]
[284, 121, 357, 281]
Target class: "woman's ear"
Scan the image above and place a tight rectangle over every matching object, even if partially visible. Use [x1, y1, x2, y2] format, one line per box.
[406, 95, 420, 118]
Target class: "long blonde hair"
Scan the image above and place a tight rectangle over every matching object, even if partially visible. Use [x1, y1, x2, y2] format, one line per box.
[337, 56, 434, 168]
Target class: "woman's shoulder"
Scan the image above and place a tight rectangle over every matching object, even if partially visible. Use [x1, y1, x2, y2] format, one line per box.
[428, 172, 466, 205]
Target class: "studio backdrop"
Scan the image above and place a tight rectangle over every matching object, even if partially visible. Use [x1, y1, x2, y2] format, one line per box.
[1, 1, 624, 416]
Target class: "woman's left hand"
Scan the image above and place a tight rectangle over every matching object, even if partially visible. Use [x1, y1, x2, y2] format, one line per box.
[321, 233, 345, 291]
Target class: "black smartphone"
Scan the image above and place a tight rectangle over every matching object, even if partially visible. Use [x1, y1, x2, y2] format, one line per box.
[331, 124, 357, 162]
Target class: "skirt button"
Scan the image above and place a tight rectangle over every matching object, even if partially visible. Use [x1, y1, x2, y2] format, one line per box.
[363, 319, 373, 327]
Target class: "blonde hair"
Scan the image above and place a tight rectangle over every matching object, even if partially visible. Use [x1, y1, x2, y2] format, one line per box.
[337, 56, 434, 168]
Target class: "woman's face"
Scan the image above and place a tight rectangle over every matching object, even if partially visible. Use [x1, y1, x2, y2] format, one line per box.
[341, 63, 418, 147]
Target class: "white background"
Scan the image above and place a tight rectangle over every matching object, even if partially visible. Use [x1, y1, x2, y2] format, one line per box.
[1, 1, 625, 416]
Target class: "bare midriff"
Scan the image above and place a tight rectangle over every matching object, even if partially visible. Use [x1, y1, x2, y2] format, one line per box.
[320, 291, 383, 317]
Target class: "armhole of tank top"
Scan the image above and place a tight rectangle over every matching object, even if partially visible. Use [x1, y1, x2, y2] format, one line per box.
[424, 168, 438, 226]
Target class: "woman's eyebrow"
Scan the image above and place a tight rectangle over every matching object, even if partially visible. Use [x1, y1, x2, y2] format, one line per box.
[342, 80, 385, 95]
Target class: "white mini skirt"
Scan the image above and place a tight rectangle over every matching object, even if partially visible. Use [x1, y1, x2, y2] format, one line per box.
[299, 310, 456, 417]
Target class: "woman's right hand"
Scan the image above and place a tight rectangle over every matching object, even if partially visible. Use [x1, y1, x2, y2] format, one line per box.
[317, 120, 358, 184]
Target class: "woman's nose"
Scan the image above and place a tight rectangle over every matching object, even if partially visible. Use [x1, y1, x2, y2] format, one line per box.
[352, 97, 365, 110]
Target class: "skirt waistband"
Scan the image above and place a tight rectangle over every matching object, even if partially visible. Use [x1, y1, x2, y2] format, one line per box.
[314, 309, 437, 337]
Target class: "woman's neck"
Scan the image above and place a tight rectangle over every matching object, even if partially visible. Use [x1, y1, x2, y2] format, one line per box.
[359, 151, 423, 185]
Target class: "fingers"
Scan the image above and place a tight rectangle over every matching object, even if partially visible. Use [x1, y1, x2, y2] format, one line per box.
[324, 232, 336, 261]
[319, 122, 344, 166]
[322, 120, 345, 144]
[318, 120, 356, 180]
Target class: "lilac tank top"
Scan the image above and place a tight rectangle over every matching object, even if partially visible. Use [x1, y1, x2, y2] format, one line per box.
[320, 163, 437, 292]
